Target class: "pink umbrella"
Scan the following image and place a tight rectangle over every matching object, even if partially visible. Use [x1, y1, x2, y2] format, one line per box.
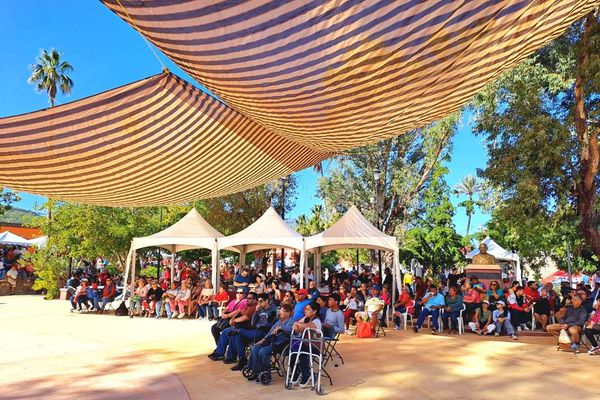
[542, 270, 570, 285]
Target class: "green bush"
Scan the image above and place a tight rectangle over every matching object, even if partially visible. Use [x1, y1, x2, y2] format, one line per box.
[20, 248, 68, 299]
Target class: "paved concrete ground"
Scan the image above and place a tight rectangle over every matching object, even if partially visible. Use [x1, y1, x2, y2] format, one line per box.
[1, 295, 599, 400]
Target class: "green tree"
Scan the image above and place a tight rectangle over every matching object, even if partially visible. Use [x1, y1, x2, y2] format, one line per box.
[454, 175, 483, 237]
[28, 48, 73, 107]
[471, 13, 600, 267]
[318, 114, 459, 241]
[0, 188, 20, 218]
[401, 166, 464, 272]
[19, 247, 68, 299]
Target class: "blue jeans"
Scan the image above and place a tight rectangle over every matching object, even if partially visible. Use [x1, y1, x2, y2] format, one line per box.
[441, 310, 460, 330]
[198, 304, 209, 318]
[416, 308, 440, 330]
[233, 329, 267, 362]
[0, 269, 5, 280]
[215, 327, 236, 358]
[393, 306, 407, 326]
[165, 302, 174, 318]
[155, 300, 163, 317]
[290, 344, 320, 383]
[207, 304, 219, 319]
[494, 319, 515, 335]
[248, 343, 273, 373]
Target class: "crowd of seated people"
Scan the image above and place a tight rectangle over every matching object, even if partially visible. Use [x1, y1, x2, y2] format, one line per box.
[0, 245, 34, 294]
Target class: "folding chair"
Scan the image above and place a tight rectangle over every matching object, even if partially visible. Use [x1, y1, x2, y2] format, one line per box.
[376, 311, 387, 337]
[394, 300, 415, 330]
[323, 333, 344, 367]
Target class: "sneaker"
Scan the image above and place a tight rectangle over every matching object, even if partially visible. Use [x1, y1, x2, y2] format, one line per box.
[476, 330, 482, 336]
[517, 326, 522, 332]
[177, 313, 185, 319]
[431, 328, 438, 335]
[345, 329, 353, 335]
[394, 325, 401, 330]
[494, 332, 500, 337]
[522, 324, 530, 331]
[413, 326, 419, 333]
[511, 334, 519, 340]
[587, 346, 599, 355]
[198, 316, 204, 321]
[223, 358, 237, 365]
[298, 377, 311, 389]
[171, 312, 178, 318]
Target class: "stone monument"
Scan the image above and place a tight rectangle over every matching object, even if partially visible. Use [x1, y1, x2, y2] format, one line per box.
[466, 243, 502, 288]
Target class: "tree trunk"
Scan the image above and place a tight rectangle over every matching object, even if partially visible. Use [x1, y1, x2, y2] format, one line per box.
[575, 14, 600, 257]
[465, 213, 472, 238]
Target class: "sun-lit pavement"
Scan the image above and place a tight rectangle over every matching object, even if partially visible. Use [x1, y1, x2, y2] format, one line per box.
[1, 295, 599, 400]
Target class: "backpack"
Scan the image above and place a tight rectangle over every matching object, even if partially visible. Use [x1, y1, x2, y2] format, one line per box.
[114, 301, 128, 316]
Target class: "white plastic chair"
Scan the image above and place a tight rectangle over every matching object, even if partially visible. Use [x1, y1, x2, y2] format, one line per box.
[456, 303, 466, 335]
[394, 299, 415, 329]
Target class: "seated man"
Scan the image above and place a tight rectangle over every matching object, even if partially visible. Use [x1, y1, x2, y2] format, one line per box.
[291, 288, 311, 322]
[507, 286, 532, 331]
[233, 268, 252, 294]
[413, 285, 445, 335]
[86, 282, 100, 312]
[230, 294, 277, 370]
[546, 295, 588, 351]
[70, 280, 90, 312]
[321, 293, 345, 338]
[245, 303, 294, 381]
[146, 280, 164, 318]
[163, 281, 180, 319]
[209, 299, 257, 362]
[355, 285, 385, 337]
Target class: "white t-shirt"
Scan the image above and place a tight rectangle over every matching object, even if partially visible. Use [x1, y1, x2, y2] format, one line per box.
[7, 269, 18, 280]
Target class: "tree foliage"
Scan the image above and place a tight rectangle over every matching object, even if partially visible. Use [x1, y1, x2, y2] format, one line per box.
[28, 48, 73, 106]
[0, 188, 20, 218]
[471, 14, 600, 271]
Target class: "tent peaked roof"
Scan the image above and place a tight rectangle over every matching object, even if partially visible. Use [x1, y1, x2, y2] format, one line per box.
[305, 205, 397, 253]
[466, 237, 519, 262]
[149, 208, 223, 239]
[219, 207, 303, 252]
[132, 208, 230, 252]
[0, 231, 31, 246]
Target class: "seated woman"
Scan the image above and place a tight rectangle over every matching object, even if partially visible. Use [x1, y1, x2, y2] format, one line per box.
[533, 288, 552, 331]
[584, 299, 600, 354]
[187, 280, 204, 316]
[146, 280, 164, 318]
[486, 280, 504, 309]
[245, 303, 294, 381]
[492, 300, 518, 340]
[468, 300, 493, 335]
[442, 286, 463, 334]
[197, 280, 215, 319]
[393, 286, 413, 330]
[96, 277, 117, 313]
[70, 280, 90, 312]
[462, 281, 482, 321]
[289, 302, 322, 387]
[170, 281, 191, 319]
[343, 287, 359, 334]
[207, 283, 229, 320]
[163, 281, 180, 318]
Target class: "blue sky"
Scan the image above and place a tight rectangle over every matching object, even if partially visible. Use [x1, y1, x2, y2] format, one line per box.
[0, 1, 489, 235]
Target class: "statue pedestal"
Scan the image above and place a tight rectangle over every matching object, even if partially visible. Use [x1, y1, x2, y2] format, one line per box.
[465, 264, 502, 288]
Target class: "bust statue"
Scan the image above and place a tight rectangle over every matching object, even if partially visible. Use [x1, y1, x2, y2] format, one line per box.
[472, 243, 496, 265]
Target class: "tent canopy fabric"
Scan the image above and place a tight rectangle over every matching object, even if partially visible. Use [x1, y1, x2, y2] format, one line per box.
[0, 73, 327, 207]
[102, 0, 595, 152]
[28, 235, 48, 249]
[0, 1, 595, 207]
[466, 237, 519, 262]
[218, 207, 304, 252]
[542, 270, 570, 285]
[0, 231, 31, 246]
[132, 208, 236, 252]
[305, 205, 397, 253]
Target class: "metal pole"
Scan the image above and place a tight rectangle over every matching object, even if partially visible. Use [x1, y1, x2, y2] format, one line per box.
[157, 207, 163, 280]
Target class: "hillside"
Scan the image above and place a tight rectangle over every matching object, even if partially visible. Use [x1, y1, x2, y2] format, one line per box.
[0, 207, 43, 224]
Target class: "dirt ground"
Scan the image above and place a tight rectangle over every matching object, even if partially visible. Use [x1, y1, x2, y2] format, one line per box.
[1, 295, 598, 400]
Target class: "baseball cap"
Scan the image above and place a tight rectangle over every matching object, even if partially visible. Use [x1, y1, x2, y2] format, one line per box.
[297, 288, 308, 296]
[482, 300, 489, 304]
[496, 300, 505, 306]
[372, 285, 381, 291]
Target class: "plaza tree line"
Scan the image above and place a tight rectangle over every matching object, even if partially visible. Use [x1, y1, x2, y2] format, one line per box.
[4, 13, 600, 298]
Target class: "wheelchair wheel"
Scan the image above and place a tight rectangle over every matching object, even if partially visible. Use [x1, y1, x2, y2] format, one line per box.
[259, 372, 271, 385]
[241, 366, 253, 378]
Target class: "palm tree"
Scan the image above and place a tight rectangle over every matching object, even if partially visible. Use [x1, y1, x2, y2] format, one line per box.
[454, 175, 483, 238]
[28, 48, 73, 107]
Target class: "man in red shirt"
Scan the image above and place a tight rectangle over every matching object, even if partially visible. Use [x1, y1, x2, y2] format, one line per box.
[523, 281, 540, 303]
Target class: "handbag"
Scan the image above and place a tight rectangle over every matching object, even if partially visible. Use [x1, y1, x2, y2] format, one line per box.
[215, 317, 230, 330]
[356, 321, 373, 338]
[558, 328, 572, 345]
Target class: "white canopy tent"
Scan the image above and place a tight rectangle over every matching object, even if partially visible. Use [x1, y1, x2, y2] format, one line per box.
[305, 206, 400, 300]
[0, 231, 31, 246]
[218, 207, 306, 288]
[123, 208, 236, 290]
[466, 237, 521, 281]
[29, 235, 48, 249]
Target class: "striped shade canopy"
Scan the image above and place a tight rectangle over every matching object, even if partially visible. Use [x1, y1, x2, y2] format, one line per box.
[0, 1, 596, 206]
[0, 72, 328, 206]
[101, 0, 597, 151]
